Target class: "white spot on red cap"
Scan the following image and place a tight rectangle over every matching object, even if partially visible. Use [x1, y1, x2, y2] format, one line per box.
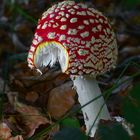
[91, 36, 95, 43]
[60, 25, 67, 30]
[66, 5, 71, 9]
[70, 18, 77, 23]
[78, 25, 85, 30]
[50, 14, 55, 18]
[61, 17, 67, 22]
[73, 5, 79, 9]
[84, 60, 94, 68]
[52, 23, 59, 28]
[55, 8, 59, 12]
[99, 18, 104, 23]
[59, 34, 66, 41]
[95, 19, 99, 23]
[97, 25, 102, 31]
[28, 58, 33, 64]
[66, 14, 70, 18]
[34, 33, 38, 39]
[47, 32, 56, 39]
[81, 41, 85, 45]
[78, 3, 87, 8]
[106, 28, 111, 34]
[28, 52, 33, 59]
[68, 29, 78, 35]
[74, 38, 80, 44]
[99, 35, 105, 40]
[37, 24, 41, 29]
[58, 11, 65, 16]
[60, 7, 65, 10]
[85, 42, 91, 47]
[56, 16, 61, 19]
[80, 31, 89, 38]
[83, 20, 89, 25]
[42, 11, 48, 17]
[33, 39, 38, 45]
[50, 20, 54, 23]
[78, 49, 89, 56]
[68, 1, 75, 5]
[30, 46, 35, 52]
[71, 54, 76, 59]
[77, 11, 86, 16]
[42, 23, 47, 29]
[87, 11, 94, 16]
[48, 23, 52, 27]
[68, 9, 75, 14]
[38, 36, 43, 42]
[89, 19, 94, 23]
[92, 27, 98, 32]
[67, 37, 72, 42]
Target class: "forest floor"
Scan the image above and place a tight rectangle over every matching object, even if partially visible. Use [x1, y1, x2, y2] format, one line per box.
[0, 0, 140, 140]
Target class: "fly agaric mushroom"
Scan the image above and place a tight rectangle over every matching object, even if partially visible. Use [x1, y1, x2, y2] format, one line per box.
[27, 1, 118, 137]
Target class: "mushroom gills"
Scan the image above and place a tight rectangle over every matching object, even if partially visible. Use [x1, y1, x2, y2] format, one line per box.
[34, 41, 69, 72]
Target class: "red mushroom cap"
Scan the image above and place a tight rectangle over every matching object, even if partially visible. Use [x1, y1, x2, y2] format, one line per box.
[27, 1, 118, 76]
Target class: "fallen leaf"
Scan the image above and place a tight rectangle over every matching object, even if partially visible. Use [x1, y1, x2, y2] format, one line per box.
[53, 73, 70, 86]
[15, 102, 50, 138]
[47, 81, 76, 119]
[25, 91, 39, 103]
[0, 122, 11, 139]
[0, 122, 23, 140]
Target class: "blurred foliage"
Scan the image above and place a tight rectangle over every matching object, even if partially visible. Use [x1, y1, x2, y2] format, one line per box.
[122, 84, 140, 138]
[53, 127, 88, 140]
[123, 0, 140, 8]
[97, 122, 131, 140]
[60, 117, 80, 128]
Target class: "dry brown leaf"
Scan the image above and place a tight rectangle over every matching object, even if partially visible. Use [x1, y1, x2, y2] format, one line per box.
[25, 91, 39, 102]
[0, 122, 11, 140]
[47, 81, 76, 119]
[15, 102, 50, 138]
[0, 122, 23, 140]
[9, 135, 23, 140]
[53, 73, 70, 86]
[31, 81, 53, 95]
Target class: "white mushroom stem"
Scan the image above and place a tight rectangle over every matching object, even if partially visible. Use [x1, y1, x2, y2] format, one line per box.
[72, 76, 111, 137]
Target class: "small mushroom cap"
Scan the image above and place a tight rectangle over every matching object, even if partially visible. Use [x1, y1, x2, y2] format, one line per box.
[27, 1, 118, 76]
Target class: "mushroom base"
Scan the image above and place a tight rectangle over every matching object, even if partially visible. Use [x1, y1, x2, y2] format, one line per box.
[72, 76, 111, 137]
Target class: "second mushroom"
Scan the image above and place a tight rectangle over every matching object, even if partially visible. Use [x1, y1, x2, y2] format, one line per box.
[27, 1, 118, 137]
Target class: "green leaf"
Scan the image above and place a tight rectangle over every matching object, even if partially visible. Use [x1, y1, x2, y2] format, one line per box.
[53, 128, 88, 140]
[60, 118, 80, 128]
[122, 84, 140, 138]
[97, 122, 131, 140]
